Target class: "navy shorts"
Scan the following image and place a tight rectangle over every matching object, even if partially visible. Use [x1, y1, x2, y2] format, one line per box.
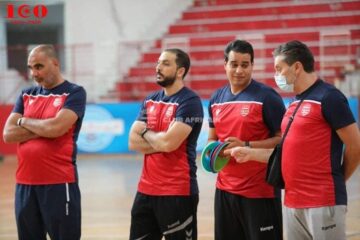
[15, 183, 81, 240]
[130, 192, 199, 240]
[215, 188, 283, 240]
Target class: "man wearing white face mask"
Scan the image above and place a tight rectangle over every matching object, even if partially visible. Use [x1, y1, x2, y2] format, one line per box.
[227, 40, 360, 240]
[274, 73, 294, 92]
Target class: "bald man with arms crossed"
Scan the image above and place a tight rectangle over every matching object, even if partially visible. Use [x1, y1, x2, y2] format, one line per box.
[3, 44, 86, 240]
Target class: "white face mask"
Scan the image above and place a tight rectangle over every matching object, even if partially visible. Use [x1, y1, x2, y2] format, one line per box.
[274, 74, 294, 92]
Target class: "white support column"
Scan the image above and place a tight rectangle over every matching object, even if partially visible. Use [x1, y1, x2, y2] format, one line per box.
[320, 29, 351, 81]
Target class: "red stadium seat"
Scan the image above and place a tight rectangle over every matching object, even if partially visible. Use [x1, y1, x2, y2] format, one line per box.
[114, 0, 360, 101]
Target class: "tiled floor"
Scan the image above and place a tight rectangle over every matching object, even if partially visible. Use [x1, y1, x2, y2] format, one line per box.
[0, 154, 359, 240]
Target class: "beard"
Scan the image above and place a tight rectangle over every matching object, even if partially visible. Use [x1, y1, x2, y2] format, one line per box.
[156, 74, 176, 87]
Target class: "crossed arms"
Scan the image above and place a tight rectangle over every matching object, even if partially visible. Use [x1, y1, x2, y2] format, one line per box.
[128, 120, 192, 154]
[3, 109, 78, 143]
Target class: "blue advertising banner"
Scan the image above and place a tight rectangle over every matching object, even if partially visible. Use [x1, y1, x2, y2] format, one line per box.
[349, 97, 359, 122]
[78, 103, 141, 153]
[78, 97, 359, 154]
[78, 101, 211, 154]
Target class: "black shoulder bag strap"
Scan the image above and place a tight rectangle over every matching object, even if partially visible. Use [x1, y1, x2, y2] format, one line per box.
[265, 97, 307, 188]
[281, 81, 319, 142]
[266, 86, 316, 188]
[280, 97, 305, 144]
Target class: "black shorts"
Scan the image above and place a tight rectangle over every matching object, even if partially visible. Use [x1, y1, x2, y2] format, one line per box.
[15, 183, 81, 240]
[215, 188, 283, 240]
[130, 192, 199, 240]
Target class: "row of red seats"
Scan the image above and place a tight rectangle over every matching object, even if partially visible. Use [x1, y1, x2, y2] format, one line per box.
[185, 1, 359, 20]
[114, 0, 360, 101]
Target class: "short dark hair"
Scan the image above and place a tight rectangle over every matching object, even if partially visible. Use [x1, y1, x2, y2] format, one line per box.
[164, 48, 191, 79]
[272, 40, 315, 73]
[224, 40, 254, 63]
[30, 44, 58, 60]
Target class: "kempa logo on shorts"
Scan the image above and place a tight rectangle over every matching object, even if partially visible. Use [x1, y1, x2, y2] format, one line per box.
[301, 104, 311, 116]
[215, 108, 221, 116]
[240, 105, 250, 116]
[53, 98, 62, 107]
[260, 225, 274, 232]
[322, 224, 336, 230]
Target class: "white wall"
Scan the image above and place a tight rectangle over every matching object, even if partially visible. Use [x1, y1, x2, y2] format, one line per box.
[335, 70, 360, 97]
[64, 0, 193, 102]
[0, 5, 25, 104]
[65, 0, 192, 42]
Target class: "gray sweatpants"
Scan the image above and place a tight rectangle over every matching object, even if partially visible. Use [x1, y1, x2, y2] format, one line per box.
[284, 205, 347, 240]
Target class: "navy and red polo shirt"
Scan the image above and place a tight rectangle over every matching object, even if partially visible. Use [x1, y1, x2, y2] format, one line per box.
[137, 87, 203, 196]
[13, 80, 86, 185]
[282, 80, 355, 208]
[209, 80, 285, 198]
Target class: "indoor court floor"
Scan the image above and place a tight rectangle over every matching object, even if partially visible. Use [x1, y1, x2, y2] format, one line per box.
[0, 154, 359, 240]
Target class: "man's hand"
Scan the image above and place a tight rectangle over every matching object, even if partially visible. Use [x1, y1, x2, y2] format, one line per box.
[20, 109, 78, 138]
[224, 146, 252, 163]
[224, 137, 245, 149]
[224, 147, 273, 164]
[128, 121, 157, 154]
[3, 113, 38, 143]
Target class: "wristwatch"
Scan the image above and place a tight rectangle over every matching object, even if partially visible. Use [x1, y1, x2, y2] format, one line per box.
[140, 128, 149, 139]
[244, 141, 251, 148]
[17, 117, 23, 127]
